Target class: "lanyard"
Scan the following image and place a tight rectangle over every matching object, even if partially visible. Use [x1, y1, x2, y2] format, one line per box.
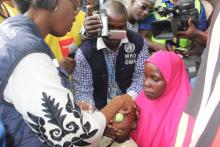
[103, 49, 122, 100]
[103, 49, 116, 81]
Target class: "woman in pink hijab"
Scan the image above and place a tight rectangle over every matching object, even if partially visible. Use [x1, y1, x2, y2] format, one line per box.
[131, 51, 191, 147]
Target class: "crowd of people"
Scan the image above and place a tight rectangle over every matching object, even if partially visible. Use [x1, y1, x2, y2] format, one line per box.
[0, 0, 219, 147]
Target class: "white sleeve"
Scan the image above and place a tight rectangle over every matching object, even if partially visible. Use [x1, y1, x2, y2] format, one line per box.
[3, 53, 106, 147]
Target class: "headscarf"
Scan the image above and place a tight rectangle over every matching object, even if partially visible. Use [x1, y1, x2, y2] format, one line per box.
[175, 2, 220, 147]
[131, 51, 191, 147]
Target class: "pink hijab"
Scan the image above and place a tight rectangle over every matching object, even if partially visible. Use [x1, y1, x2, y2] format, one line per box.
[131, 51, 191, 147]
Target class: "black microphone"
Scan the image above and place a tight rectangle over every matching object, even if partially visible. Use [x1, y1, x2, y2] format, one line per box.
[68, 44, 78, 59]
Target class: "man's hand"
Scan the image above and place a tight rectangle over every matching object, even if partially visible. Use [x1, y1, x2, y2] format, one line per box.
[178, 18, 208, 45]
[59, 57, 75, 74]
[104, 125, 129, 143]
[104, 106, 137, 143]
[184, 42, 205, 56]
[177, 18, 198, 40]
[84, 13, 103, 37]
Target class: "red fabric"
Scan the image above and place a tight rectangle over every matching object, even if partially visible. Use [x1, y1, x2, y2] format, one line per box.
[59, 38, 74, 57]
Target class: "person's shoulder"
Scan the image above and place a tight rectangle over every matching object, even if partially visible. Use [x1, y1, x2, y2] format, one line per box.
[79, 38, 97, 49]
[0, 15, 17, 24]
[126, 30, 145, 50]
[79, 38, 98, 58]
[127, 29, 143, 40]
[0, 16, 43, 48]
[127, 29, 141, 36]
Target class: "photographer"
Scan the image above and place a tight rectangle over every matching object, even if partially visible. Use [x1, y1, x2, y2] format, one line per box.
[152, 0, 208, 79]
[81, 0, 188, 52]
[81, 0, 155, 39]
[0, 0, 134, 146]
[73, 0, 148, 110]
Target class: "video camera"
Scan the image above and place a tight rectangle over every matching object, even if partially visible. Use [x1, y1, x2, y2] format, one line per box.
[151, 0, 199, 40]
[99, 9, 127, 40]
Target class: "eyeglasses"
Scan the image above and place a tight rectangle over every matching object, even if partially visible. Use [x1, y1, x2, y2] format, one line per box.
[136, 0, 154, 13]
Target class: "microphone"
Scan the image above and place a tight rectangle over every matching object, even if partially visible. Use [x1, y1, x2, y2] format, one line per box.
[68, 44, 78, 59]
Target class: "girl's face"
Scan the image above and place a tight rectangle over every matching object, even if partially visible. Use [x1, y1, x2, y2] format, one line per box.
[144, 62, 167, 100]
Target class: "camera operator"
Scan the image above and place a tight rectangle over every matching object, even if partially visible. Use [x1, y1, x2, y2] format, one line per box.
[152, 0, 208, 79]
[80, 0, 155, 39]
[74, 0, 148, 110]
[81, 0, 194, 53]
